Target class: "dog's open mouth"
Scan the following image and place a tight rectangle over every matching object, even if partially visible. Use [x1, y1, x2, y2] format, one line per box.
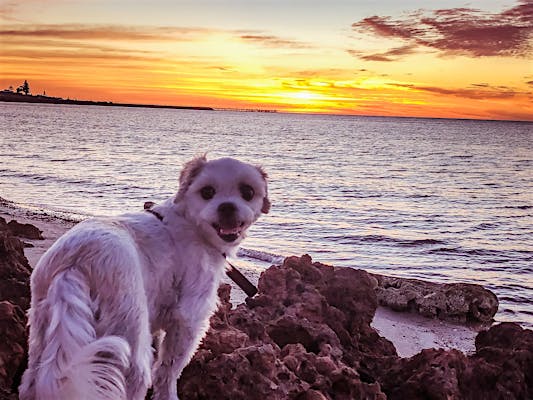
[212, 223, 244, 243]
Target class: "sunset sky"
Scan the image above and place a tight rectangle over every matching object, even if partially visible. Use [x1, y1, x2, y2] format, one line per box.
[1, 0, 532, 121]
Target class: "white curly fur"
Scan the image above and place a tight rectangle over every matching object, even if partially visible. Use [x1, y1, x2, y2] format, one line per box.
[19, 156, 269, 400]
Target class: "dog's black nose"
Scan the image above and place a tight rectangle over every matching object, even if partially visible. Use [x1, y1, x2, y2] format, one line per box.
[218, 202, 236, 217]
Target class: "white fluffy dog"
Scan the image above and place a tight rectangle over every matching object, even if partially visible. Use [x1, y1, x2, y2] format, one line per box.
[19, 156, 270, 400]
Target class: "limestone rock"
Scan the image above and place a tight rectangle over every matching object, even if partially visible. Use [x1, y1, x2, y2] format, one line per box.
[6, 220, 43, 240]
[0, 228, 32, 310]
[379, 322, 532, 399]
[372, 274, 498, 322]
[0, 301, 27, 395]
[0, 224, 31, 397]
[179, 256, 529, 400]
[178, 255, 395, 399]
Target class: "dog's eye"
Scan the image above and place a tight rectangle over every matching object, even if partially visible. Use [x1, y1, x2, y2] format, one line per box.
[240, 184, 254, 201]
[200, 186, 216, 200]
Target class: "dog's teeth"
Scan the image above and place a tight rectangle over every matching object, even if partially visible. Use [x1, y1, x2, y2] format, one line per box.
[220, 228, 240, 235]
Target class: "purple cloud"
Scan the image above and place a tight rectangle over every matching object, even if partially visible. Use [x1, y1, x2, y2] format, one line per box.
[0, 24, 211, 41]
[351, 1, 532, 58]
[348, 44, 418, 62]
[389, 83, 528, 100]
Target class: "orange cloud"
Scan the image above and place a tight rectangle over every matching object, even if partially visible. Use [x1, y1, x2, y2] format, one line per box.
[348, 45, 418, 62]
[0, 24, 210, 41]
[388, 83, 530, 100]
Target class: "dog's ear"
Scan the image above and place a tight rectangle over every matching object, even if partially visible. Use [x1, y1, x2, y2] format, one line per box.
[256, 165, 271, 214]
[175, 155, 207, 202]
[261, 196, 271, 214]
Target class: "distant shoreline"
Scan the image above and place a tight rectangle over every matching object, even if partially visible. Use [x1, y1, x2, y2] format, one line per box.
[0, 91, 214, 111]
[2, 91, 530, 121]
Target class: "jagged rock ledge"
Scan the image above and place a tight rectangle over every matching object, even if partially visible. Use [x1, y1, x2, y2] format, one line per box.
[371, 273, 498, 323]
[179, 255, 531, 399]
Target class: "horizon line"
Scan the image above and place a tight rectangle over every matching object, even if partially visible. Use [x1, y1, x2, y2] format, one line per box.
[1, 90, 532, 124]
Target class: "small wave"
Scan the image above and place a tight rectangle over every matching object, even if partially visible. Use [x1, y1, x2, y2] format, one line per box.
[427, 247, 485, 257]
[474, 222, 500, 230]
[406, 194, 434, 199]
[498, 295, 533, 304]
[450, 155, 473, 159]
[333, 234, 445, 247]
[238, 248, 285, 265]
[338, 190, 382, 199]
[499, 205, 532, 210]
[1, 169, 153, 193]
[426, 246, 533, 260]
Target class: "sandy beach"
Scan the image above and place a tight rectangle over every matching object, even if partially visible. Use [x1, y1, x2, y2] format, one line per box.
[0, 197, 483, 358]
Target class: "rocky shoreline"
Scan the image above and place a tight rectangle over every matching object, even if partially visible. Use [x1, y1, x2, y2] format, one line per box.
[180, 255, 532, 399]
[0, 209, 531, 399]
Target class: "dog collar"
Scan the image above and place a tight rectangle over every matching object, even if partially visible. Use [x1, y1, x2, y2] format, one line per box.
[223, 253, 258, 298]
[145, 208, 164, 222]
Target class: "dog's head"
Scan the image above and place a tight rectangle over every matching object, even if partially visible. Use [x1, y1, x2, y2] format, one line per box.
[175, 156, 270, 251]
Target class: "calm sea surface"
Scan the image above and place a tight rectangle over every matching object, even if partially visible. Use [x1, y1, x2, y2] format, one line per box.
[1, 102, 532, 327]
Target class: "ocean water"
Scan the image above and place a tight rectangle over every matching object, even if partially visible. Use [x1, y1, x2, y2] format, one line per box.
[1, 102, 532, 327]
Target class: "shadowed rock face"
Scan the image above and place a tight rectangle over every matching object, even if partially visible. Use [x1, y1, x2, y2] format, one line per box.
[0, 301, 27, 399]
[372, 274, 499, 323]
[179, 255, 531, 400]
[3, 218, 44, 241]
[0, 224, 32, 311]
[0, 221, 32, 398]
[380, 322, 533, 399]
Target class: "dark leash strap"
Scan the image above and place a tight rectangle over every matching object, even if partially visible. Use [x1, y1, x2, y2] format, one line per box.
[145, 207, 258, 297]
[144, 202, 164, 221]
[223, 254, 258, 298]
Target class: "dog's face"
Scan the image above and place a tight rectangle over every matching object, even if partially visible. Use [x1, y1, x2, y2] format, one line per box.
[175, 156, 270, 250]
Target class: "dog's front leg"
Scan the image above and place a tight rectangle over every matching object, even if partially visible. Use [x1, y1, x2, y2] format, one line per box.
[151, 318, 203, 400]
